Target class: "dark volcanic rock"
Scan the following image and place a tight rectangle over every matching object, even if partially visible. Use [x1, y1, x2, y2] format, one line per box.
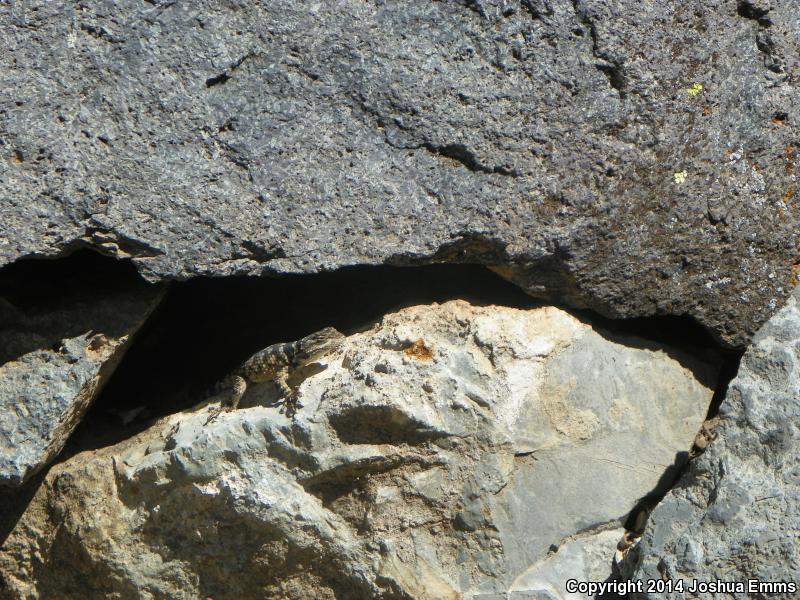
[1, 0, 798, 347]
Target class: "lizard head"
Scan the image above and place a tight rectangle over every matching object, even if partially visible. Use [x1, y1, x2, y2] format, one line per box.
[298, 327, 345, 362]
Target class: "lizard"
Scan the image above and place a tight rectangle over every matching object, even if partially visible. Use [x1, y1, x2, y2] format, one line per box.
[205, 326, 345, 423]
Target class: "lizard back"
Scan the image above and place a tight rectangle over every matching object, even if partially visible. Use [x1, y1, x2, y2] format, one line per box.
[238, 326, 344, 383]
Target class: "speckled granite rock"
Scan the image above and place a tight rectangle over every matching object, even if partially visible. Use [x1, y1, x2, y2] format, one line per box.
[0, 282, 163, 487]
[1, 1, 798, 348]
[625, 284, 800, 598]
[0, 302, 717, 599]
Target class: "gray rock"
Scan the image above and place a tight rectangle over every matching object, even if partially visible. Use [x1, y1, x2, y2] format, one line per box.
[509, 529, 625, 600]
[0, 302, 717, 598]
[1, 1, 798, 348]
[0, 283, 163, 487]
[627, 284, 800, 598]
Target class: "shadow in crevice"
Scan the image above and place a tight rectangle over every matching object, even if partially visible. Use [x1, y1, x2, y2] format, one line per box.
[0, 250, 155, 366]
[574, 311, 727, 395]
[0, 466, 48, 547]
[623, 451, 691, 535]
[328, 405, 444, 446]
[702, 350, 743, 419]
[589, 451, 691, 600]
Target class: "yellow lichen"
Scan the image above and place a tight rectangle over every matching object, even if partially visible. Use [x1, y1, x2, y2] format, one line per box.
[673, 170, 688, 184]
[687, 82, 704, 97]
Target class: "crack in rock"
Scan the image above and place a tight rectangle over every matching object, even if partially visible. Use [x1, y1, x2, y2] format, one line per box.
[571, 0, 627, 97]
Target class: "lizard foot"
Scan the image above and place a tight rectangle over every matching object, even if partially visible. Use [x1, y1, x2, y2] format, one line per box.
[280, 391, 303, 418]
[203, 405, 231, 425]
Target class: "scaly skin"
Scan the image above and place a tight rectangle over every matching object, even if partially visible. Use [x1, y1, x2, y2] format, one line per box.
[206, 327, 344, 422]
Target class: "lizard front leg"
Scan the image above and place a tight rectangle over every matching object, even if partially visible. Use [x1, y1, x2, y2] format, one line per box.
[274, 366, 302, 416]
[228, 375, 247, 410]
[274, 365, 293, 398]
[204, 375, 247, 424]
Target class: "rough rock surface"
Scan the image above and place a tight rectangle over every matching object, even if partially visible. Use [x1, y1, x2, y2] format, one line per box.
[0, 282, 162, 487]
[627, 284, 800, 597]
[2, 1, 799, 347]
[0, 302, 717, 599]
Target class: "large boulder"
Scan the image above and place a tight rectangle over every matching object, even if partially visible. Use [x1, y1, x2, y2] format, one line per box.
[1, 1, 798, 348]
[626, 283, 800, 598]
[0, 302, 718, 598]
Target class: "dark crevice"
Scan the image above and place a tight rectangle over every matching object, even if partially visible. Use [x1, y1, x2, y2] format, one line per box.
[571, 0, 627, 97]
[0, 250, 154, 364]
[736, 1, 784, 73]
[571, 309, 729, 357]
[205, 53, 254, 88]
[586, 312, 743, 452]
[422, 142, 520, 176]
[205, 72, 231, 87]
[0, 250, 733, 456]
[703, 349, 743, 420]
[0, 249, 145, 301]
[352, 95, 519, 177]
[567, 310, 738, 467]
[622, 450, 691, 534]
[31, 257, 726, 454]
[0, 469, 48, 548]
[521, 0, 554, 21]
[736, 0, 772, 26]
[595, 62, 626, 94]
[613, 349, 742, 570]
[0, 250, 158, 544]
